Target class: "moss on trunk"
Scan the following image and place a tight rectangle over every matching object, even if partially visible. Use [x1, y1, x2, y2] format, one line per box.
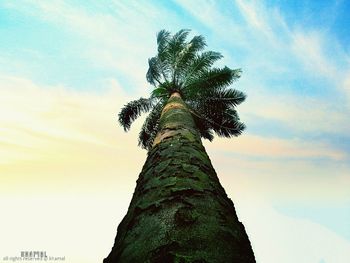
[104, 93, 255, 263]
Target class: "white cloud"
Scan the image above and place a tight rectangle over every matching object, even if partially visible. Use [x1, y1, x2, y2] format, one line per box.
[174, 0, 250, 50]
[291, 31, 337, 78]
[235, 0, 275, 42]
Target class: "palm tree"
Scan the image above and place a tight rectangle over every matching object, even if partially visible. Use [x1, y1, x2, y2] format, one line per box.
[104, 29, 255, 263]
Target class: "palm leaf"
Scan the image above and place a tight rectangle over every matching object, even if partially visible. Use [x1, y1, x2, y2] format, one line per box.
[123, 29, 246, 149]
[184, 67, 241, 99]
[167, 29, 191, 82]
[205, 88, 246, 107]
[156, 30, 172, 82]
[211, 112, 246, 137]
[157, 30, 171, 54]
[174, 35, 207, 85]
[146, 57, 162, 86]
[138, 102, 164, 149]
[150, 81, 174, 98]
[118, 97, 155, 131]
[181, 51, 223, 88]
[188, 94, 245, 138]
[191, 109, 214, 141]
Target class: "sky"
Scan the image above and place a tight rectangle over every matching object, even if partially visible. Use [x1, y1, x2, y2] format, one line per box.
[0, 0, 349, 262]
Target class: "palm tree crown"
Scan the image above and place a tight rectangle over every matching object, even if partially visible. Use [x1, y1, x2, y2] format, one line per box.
[118, 29, 246, 150]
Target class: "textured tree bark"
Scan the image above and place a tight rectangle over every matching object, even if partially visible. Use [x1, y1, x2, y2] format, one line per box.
[104, 93, 255, 263]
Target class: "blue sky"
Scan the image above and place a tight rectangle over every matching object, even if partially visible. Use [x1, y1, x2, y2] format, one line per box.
[0, 1, 349, 262]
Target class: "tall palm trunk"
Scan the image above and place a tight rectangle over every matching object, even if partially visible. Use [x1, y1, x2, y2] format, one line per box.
[104, 93, 255, 263]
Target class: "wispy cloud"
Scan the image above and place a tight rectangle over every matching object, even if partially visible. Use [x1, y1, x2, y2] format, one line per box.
[176, 0, 350, 118]
[1, 1, 349, 262]
[207, 134, 346, 160]
[0, 75, 146, 193]
[1, 0, 181, 93]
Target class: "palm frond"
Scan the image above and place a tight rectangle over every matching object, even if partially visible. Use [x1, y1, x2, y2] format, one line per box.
[211, 114, 246, 137]
[118, 97, 155, 131]
[174, 35, 207, 85]
[171, 29, 190, 47]
[156, 30, 172, 82]
[168, 29, 190, 58]
[151, 85, 168, 99]
[205, 88, 246, 107]
[184, 67, 241, 99]
[191, 109, 214, 141]
[188, 93, 245, 138]
[189, 35, 207, 52]
[181, 51, 223, 88]
[124, 29, 246, 149]
[138, 102, 164, 149]
[150, 81, 175, 98]
[192, 107, 245, 138]
[157, 30, 171, 54]
[146, 57, 162, 86]
[167, 29, 190, 82]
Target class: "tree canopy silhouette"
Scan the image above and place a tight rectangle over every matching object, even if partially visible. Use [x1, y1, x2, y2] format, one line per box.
[118, 29, 246, 149]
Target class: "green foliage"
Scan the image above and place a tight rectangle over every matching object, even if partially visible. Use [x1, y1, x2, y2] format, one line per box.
[138, 102, 165, 149]
[118, 29, 247, 149]
[118, 97, 155, 131]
